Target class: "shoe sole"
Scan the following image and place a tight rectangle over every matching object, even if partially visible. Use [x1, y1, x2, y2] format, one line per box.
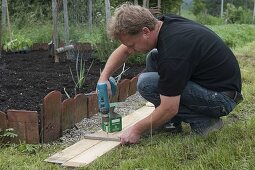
[191, 119, 224, 136]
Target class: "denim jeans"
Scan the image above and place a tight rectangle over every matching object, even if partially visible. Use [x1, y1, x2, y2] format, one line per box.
[137, 49, 237, 129]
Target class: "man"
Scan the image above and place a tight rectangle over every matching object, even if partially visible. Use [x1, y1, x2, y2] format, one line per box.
[97, 3, 243, 145]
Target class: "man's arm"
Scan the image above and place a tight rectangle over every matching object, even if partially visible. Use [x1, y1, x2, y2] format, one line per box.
[98, 44, 131, 82]
[120, 95, 180, 144]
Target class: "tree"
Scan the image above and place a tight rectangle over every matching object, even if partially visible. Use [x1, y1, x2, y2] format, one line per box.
[224, 3, 253, 23]
[161, 0, 183, 14]
[205, 0, 254, 16]
[192, 0, 206, 16]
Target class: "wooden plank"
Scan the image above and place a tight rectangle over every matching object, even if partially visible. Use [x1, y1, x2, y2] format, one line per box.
[87, 92, 98, 117]
[42, 90, 62, 143]
[45, 139, 101, 164]
[57, 105, 154, 167]
[118, 79, 130, 102]
[7, 110, 39, 144]
[0, 111, 7, 133]
[62, 141, 119, 167]
[61, 98, 75, 131]
[74, 93, 88, 123]
[45, 105, 153, 166]
[128, 76, 138, 96]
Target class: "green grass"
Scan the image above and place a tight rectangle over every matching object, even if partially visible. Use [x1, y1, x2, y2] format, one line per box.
[85, 119, 255, 170]
[1, 27, 255, 169]
[0, 143, 67, 170]
[208, 24, 255, 48]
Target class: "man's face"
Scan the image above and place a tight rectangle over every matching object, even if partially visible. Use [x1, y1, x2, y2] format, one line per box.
[119, 27, 154, 54]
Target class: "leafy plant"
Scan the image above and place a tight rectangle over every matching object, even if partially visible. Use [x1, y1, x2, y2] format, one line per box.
[16, 143, 40, 154]
[0, 128, 18, 139]
[0, 128, 18, 146]
[69, 54, 94, 95]
[95, 25, 120, 62]
[196, 14, 224, 25]
[3, 34, 33, 52]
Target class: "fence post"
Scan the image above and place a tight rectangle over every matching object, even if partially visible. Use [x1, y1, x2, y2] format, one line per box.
[52, 0, 59, 62]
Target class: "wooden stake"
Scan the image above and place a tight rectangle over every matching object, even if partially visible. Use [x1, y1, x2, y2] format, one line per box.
[52, 0, 59, 62]
[105, 0, 111, 23]
[88, 0, 93, 30]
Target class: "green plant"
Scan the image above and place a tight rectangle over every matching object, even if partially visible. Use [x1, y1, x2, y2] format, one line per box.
[0, 128, 18, 139]
[16, 143, 40, 154]
[0, 128, 18, 145]
[69, 54, 93, 95]
[3, 34, 33, 52]
[196, 14, 224, 25]
[95, 26, 120, 62]
[127, 53, 146, 65]
[192, 0, 206, 16]
[209, 24, 255, 48]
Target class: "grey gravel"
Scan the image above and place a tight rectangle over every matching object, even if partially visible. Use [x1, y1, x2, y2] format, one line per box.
[60, 92, 147, 145]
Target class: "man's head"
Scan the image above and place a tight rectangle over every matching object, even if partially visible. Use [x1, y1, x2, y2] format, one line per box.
[107, 3, 159, 53]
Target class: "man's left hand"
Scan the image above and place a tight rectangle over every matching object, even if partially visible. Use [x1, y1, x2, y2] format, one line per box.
[119, 126, 141, 145]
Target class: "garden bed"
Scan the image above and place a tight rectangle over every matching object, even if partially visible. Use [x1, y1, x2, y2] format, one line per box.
[0, 46, 145, 144]
[0, 49, 144, 112]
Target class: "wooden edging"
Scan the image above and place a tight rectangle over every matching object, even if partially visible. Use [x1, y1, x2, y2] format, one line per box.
[0, 76, 139, 144]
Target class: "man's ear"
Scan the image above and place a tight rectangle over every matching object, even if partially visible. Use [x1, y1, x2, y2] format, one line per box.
[142, 27, 150, 37]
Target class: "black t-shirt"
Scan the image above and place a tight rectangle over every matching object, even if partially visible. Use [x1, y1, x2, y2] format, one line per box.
[156, 14, 242, 96]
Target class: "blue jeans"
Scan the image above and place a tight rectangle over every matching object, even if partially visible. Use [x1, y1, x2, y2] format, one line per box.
[137, 49, 237, 129]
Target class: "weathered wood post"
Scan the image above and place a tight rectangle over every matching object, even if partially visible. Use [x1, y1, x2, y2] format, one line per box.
[157, 0, 161, 9]
[63, 0, 72, 60]
[143, 0, 149, 8]
[52, 0, 59, 62]
[105, 0, 111, 23]
[1, 0, 7, 28]
[253, 0, 255, 22]
[88, 0, 93, 30]
[220, 0, 224, 18]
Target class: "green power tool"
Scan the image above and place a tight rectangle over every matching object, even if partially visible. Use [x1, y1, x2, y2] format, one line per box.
[97, 77, 122, 133]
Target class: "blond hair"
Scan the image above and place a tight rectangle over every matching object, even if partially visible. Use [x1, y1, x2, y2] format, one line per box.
[107, 3, 158, 40]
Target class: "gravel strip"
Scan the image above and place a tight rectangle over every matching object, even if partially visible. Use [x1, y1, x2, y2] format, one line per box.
[60, 92, 147, 145]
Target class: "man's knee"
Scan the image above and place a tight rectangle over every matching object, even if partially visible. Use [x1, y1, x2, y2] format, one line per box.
[137, 72, 159, 94]
[146, 49, 158, 72]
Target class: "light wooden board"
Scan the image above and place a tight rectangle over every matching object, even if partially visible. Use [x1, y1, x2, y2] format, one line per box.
[45, 104, 154, 167]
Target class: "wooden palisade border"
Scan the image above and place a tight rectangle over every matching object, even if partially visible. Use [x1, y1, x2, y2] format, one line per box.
[0, 76, 138, 144]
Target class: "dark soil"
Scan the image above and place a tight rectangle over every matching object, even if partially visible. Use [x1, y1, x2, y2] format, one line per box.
[0, 50, 144, 112]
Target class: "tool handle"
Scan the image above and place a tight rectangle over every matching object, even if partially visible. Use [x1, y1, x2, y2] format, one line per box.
[109, 76, 117, 96]
[97, 82, 110, 114]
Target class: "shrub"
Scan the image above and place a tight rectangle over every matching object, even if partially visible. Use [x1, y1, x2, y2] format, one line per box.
[224, 3, 254, 24]
[3, 34, 33, 52]
[196, 14, 224, 25]
[127, 53, 146, 65]
[94, 26, 120, 62]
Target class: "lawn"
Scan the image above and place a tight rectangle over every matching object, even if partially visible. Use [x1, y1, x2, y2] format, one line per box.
[83, 41, 255, 170]
[1, 33, 255, 170]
